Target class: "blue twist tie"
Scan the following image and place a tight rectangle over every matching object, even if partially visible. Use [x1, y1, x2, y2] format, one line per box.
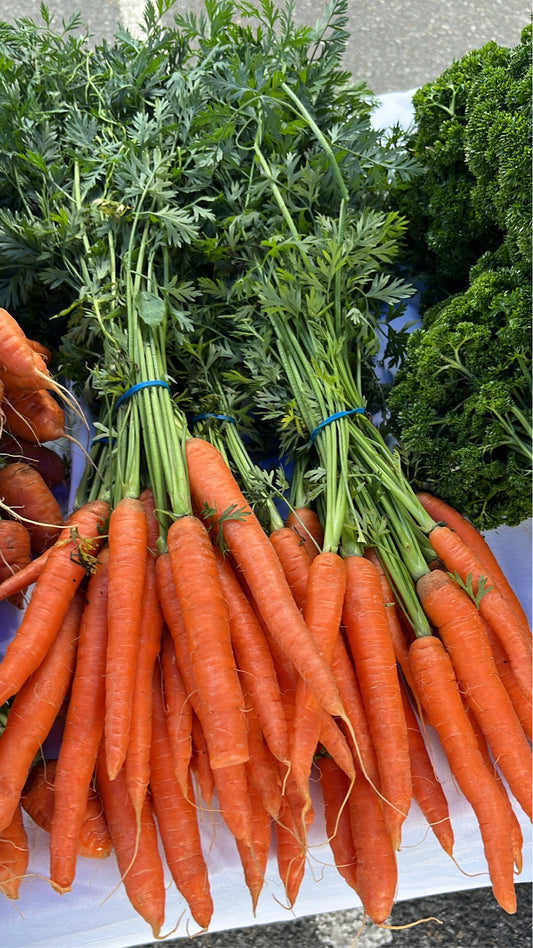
[191, 413, 237, 425]
[115, 379, 171, 413]
[310, 407, 366, 443]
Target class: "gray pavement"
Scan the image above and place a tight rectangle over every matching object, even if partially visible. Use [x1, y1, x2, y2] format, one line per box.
[5, 0, 531, 93]
[1, 1, 531, 945]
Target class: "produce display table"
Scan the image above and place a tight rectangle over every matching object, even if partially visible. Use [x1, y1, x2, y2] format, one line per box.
[0, 90, 531, 948]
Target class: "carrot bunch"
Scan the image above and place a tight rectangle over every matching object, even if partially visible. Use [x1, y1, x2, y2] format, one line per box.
[0, 402, 529, 933]
[0, 311, 71, 607]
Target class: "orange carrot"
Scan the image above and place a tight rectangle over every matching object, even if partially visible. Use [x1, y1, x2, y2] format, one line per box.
[364, 547, 418, 697]
[211, 761, 255, 848]
[125, 489, 164, 819]
[0, 498, 109, 706]
[21, 760, 112, 860]
[400, 686, 454, 857]
[186, 437, 345, 720]
[156, 552, 202, 720]
[285, 506, 324, 560]
[0, 460, 64, 554]
[49, 546, 110, 893]
[347, 766, 398, 925]
[483, 617, 533, 742]
[0, 586, 84, 833]
[409, 634, 517, 914]
[290, 552, 349, 822]
[159, 626, 193, 799]
[269, 525, 312, 612]
[316, 753, 358, 894]
[105, 496, 148, 781]
[0, 519, 31, 608]
[273, 797, 307, 909]
[214, 548, 290, 767]
[342, 554, 412, 851]
[463, 702, 524, 875]
[243, 692, 283, 821]
[428, 524, 532, 702]
[330, 635, 381, 791]
[3, 388, 65, 444]
[150, 669, 214, 932]
[234, 778, 271, 916]
[166, 513, 249, 771]
[0, 499, 106, 605]
[96, 742, 166, 938]
[190, 713, 215, 808]
[0, 803, 29, 900]
[417, 492, 530, 633]
[0, 309, 52, 386]
[416, 569, 532, 820]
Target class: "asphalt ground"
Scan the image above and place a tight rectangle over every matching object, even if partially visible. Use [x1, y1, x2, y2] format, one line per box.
[2, 2, 532, 946]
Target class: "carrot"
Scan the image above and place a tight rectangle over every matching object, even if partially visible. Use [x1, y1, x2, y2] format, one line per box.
[211, 761, 255, 848]
[0, 586, 83, 833]
[417, 492, 530, 633]
[0, 803, 29, 900]
[0, 461, 64, 554]
[22, 760, 112, 860]
[0, 309, 52, 385]
[190, 713, 215, 808]
[416, 569, 532, 820]
[0, 499, 106, 605]
[125, 489, 164, 819]
[269, 525, 312, 612]
[330, 635, 382, 791]
[342, 554, 412, 851]
[214, 548, 290, 767]
[364, 547, 418, 697]
[347, 766, 398, 925]
[285, 506, 324, 560]
[427, 524, 532, 702]
[0, 546, 48, 603]
[156, 551, 202, 720]
[273, 797, 307, 909]
[2, 388, 65, 444]
[0, 519, 31, 608]
[0, 433, 67, 487]
[234, 778, 272, 915]
[0, 498, 109, 706]
[159, 625, 193, 799]
[463, 702, 524, 874]
[290, 552, 349, 823]
[399, 686, 454, 857]
[186, 437, 345, 720]
[166, 513, 249, 771]
[243, 693, 283, 821]
[317, 712, 356, 786]
[105, 496, 148, 781]
[95, 742, 166, 939]
[49, 546, 110, 893]
[483, 617, 533, 742]
[316, 753, 358, 894]
[150, 668, 214, 932]
[408, 634, 517, 914]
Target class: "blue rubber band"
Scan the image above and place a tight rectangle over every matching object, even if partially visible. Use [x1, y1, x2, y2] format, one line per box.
[91, 435, 115, 446]
[310, 407, 366, 443]
[115, 379, 171, 413]
[191, 413, 237, 425]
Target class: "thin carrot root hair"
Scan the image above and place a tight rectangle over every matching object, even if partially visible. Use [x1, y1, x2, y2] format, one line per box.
[0, 499, 65, 537]
[378, 916, 443, 931]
